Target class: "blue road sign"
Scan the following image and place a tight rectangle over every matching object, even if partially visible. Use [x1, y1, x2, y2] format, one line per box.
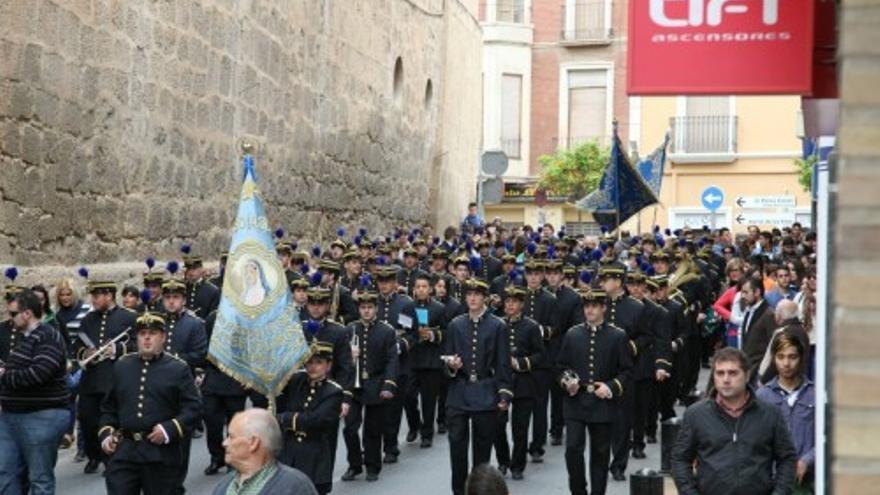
[701, 186, 724, 212]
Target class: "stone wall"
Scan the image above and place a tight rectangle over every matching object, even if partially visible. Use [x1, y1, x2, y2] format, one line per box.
[832, 1, 880, 491]
[0, 0, 481, 276]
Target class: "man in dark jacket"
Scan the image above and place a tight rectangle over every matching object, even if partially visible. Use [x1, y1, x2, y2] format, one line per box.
[740, 277, 778, 377]
[672, 347, 796, 495]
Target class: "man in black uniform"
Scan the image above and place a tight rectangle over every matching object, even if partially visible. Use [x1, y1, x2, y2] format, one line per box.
[99, 311, 202, 493]
[160, 279, 208, 370]
[598, 266, 648, 481]
[644, 275, 678, 431]
[557, 290, 632, 495]
[408, 273, 446, 448]
[522, 260, 557, 463]
[317, 260, 358, 325]
[340, 249, 363, 292]
[489, 254, 518, 299]
[208, 252, 227, 292]
[397, 247, 428, 298]
[375, 265, 417, 463]
[494, 285, 544, 480]
[443, 278, 513, 495]
[303, 287, 354, 476]
[182, 251, 220, 320]
[544, 259, 582, 446]
[623, 271, 670, 457]
[341, 290, 400, 482]
[475, 240, 503, 282]
[276, 342, 343, 495]
[75, 279, 137, 474]
[142, 267, 166, 313]
[201, 309, 248, 476]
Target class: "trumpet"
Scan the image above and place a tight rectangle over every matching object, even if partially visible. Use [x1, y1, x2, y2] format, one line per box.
[351, 332, 362, 389]
[79, 331, 131, 367]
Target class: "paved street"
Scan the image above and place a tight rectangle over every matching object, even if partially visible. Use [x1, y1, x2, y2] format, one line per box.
[55, 371, 706, 495]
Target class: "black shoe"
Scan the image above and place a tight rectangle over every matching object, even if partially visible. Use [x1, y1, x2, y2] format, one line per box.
[84, 460, 101, 474]
[366, 472, 379, 482]
[498, 465, 508, 476]
[550, 435, 562, 446]
[204, 461, 225, 475]
[420, 438, 432, 449]
[646, 435, 657, 444]
[406, 430, 418, 443]
[611, 468, 626, 482]
[511, 470, 524, 481]
[632, 447, 646, 459]
[383, 453, 398, 464]
[342, 467, 362, 481]
[437, 423, 447, 434]
[530, 452, 543, 463]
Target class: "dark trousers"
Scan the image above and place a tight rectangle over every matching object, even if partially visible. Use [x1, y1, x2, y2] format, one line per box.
[610, 380, 634, 472]
[494, 398, 533, 473]
[680, 336, 701, 397]
[447, 408, 498, 495]
[657, 373, 678, 422]
[414, 369, 444, 440]
[549, 370, 565, 439]
[78, 392, 105, 463]
[343, 397, 388, 474]
[632, 379, 654, 450]
[529, 369, 552, 456]
[384, 373, 411, 455]
[437, 387, 447, 426]
[204, 394, 247, 463]
[404, 373, 422, 436]
[565, 420, 612, 495]
[105, 459, 180, 495]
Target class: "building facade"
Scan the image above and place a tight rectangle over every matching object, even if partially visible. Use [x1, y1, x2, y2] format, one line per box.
[479, 1, 809, 235]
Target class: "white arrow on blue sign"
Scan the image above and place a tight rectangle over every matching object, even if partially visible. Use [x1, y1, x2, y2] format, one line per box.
[701, 186, 724, 212]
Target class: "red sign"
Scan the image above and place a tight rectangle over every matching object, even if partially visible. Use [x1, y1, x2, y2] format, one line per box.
[628, 0, 816, 95]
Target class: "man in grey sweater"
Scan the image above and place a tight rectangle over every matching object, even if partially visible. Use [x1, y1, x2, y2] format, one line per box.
[212, 408, 318, 495]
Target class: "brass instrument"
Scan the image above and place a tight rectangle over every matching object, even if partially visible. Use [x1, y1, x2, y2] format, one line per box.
[351, 331, 362, 389]
[79, 330, 131, 367]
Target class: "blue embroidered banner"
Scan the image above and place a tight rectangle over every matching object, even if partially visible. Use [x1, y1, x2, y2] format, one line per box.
[637, 132, 669, 196]
[208, 154, 309, 400]
[575, 126, 659, 231]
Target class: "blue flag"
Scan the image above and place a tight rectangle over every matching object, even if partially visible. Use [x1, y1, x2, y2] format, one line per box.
[636, 132, 670, 196]
[575, 126, 658, 231]
[208, 154, 309, 401]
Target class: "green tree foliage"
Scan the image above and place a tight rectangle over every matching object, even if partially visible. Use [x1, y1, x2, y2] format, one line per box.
[537, 140, 610, 199]
[794, 155, 816, 192]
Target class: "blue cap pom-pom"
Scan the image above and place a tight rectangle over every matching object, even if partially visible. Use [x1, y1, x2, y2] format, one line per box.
[4, 267, 19, 281]
[167, 261, 179, 274]
[629, 237, 640, 246]
[600, 225, 608, 234]
[674, 229, 683, 237]
[140, 289, 152, 305]
[376, 256, 387, 266]
[640, 262, 651, 272]
[274, 228, 285, 239]
[655, 235, 665, 245]
[291, 241, 298, 251]
[353, 236, 362, 246]
[599, 242, 608, 251]
[336, 227, 346, 238]
[384, 236, 391, 244]
[432, 236, 440, 245]
[469, 256, 482, 272]
[697, 240, 705, 248]
[526, 242, 537, 255]
[180, 244, 191, 255]
[664, 228, 671, 236]
[358, 227, 368, 237]
[702, 225, 710, 232]
[465, 240, 473, 251]
[646, 266, 656, 276]
[145, 257, 156, 269]
[653, 225, 660, 233]
[678, 238, 687, 247]
[309, 272, 323, 286]
[579, 271, 593, 284]
[591, 249, 603, 261]
[77, 267, 89, 279]
[359, 273, 373, 288]
[305, 319, 320, 337]
[300, 263, 310, 275]
[311, 245, 321, 257]
[407, 233, 415, 243]
[504, 240, 513, 252]
[371, 241, 379, 249]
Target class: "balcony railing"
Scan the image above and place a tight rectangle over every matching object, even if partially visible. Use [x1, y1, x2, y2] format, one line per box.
[479, 0, 527, 24]
[561, 1, 612, 43]
[669, 116, 738, 155]
[501, 138, 522, 159]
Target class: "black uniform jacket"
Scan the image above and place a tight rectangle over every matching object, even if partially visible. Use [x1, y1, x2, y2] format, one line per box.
[556, 321, 632, 423]
[186, 279, 220, 320]
[75, 305, 138, 395]
[409, 297, 447, 370]
[304, 319, 354, 401]
[345, 319, 399, 405]
[163, 310, 208, 370]
[276, 372, 344, 486]
[444, 311, 514, 412]
[504, 315, 544, 399]
[98, 352, 203, 466]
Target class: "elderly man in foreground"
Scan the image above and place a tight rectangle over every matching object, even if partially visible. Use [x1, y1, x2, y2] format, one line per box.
[212, 409, 318, 495]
